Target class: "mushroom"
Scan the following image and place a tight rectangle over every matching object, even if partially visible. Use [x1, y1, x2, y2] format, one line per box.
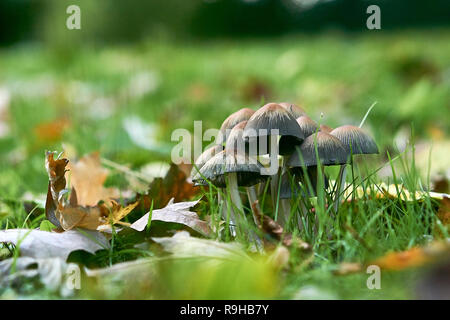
[288, 132, 350, 232]
[243, 103, 304, 156]
[243, 102, 305, 221]
[219, 108, 255, 144]
[194, 150, 266, 239]
[190, 144, 224, 180]
[191, 144, 230, 233]
[278, 169, 301, 228]
[330, 125, 379, 213]
[279, 102, 307, 118]
[288, 132, 349, 169]
[225, 120, 266, 226]
[319, 124, 333, 133]
[296, 115, 319, 138]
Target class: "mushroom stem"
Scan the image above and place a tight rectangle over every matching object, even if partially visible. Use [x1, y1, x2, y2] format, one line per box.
[280, 200, 291, 227]
[279, 157, 291, 227]
[226, 173, 263, 248]
[333, 164, 347, 214]
[226, 172, 244, 214]
[246, 186, 260, 226]
[218, 190, 237, 237]
[297, 199, 306, 231]
[270, 170, 280, 220]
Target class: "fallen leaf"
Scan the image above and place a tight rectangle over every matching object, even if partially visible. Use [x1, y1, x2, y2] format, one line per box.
[437, 196, 450, 229]
[140, 163, 201, 210]
[44, 151, 138, 231]
[34, 118, 70, 143]
[67, 152, 119, 206]
[370, 247, 429, 271]
[333, 262, 363, 276]
[337, 181, 449, 202]
[152, 231, 249, 260]
[130, 198, 211, 236]
[369, 241, 450, 271]
[109, 200, 140, 224]
[45, 151, 69, 227]
[0, 229, 109, 260]
[251, 200, 310, 251]
[56, 200, 108, 231]
[0, 257, 77, 296]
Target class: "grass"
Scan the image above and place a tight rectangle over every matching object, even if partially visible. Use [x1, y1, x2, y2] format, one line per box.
[0, 29, 449, 299]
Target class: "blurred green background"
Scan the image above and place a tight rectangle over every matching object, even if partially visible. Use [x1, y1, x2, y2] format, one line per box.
[0, 0, 449, 199]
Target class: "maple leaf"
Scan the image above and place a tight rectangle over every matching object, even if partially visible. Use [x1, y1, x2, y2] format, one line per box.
[44, 151, 138, 231]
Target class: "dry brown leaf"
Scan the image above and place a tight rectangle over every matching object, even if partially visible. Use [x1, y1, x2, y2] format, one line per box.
[333, 242, 450, 276]
[109, 200, 140, 224]
[44, 151, 138, 231]
[67, 152, 119, 206]
[251, 200, 310, 251]
[369, 242, 450, 271]
[369, 247, 429, 271]
[139, 163, 201, 210]
[56, 200, 108, 231]
[333, 262, 363, 276]
[34, 118, 70, 143]
[437, 196, 450, 230]
[55, 194, 139, 231]
[45, 151, 69, 227]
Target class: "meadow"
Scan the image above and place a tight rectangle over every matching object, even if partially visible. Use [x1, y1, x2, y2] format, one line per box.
[0, 29, 449, 299]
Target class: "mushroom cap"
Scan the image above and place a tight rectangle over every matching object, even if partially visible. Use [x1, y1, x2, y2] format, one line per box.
[190, 144, 224, 179]
[243, 103, 304, 155]
[219, 108, 255, 143]
[279, 102, 307, 118]
[330, 125, 379, 155]
[193, 150, 266, 188]
[319, 124, 333, 133]
[296, 116, 319, 138]
[225, 120, 247, 153]
[288, 132, 350, 167]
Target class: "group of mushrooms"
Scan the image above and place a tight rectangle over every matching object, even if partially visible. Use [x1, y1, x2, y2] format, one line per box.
[190, 102, 378, 239]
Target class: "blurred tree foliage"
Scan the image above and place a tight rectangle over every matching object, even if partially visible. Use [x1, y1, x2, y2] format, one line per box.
[1, 0, 449, 47]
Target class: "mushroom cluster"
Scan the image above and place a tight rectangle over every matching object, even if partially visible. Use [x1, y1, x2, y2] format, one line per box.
[191, 102, 378, 239]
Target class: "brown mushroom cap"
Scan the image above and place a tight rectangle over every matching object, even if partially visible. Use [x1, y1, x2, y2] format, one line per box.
[193, 150, 266, 188]
[190, 144, 224, 179]
[330, 125, 378, 155]
[225, 120, 247, 153]
[219, 108, 255, 143]
[243, 103, 304, 155]
[279, 102, 307, 118]
[319, 124, 333, 133]
[296, 116, 319, 138]
[288, 132, 350, 167]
